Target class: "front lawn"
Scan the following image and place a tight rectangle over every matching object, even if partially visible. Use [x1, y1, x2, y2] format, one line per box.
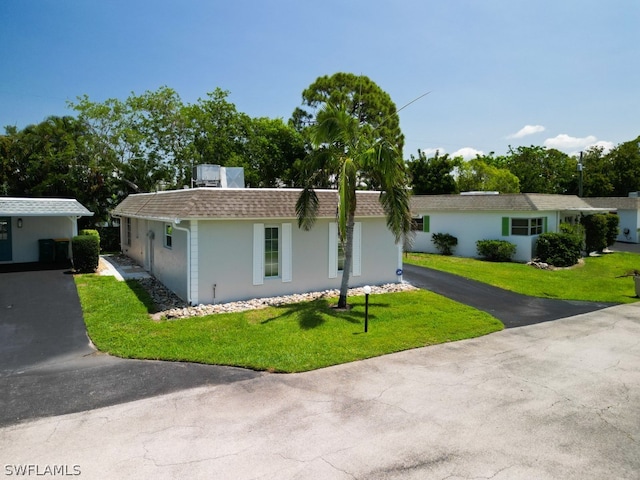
[75, 275, 503, 373]
[404, 251, 640, 304]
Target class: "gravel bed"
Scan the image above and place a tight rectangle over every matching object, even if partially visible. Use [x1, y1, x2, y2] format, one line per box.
[105, 255, 417, 321]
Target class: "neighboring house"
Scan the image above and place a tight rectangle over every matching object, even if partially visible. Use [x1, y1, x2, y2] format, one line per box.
[0, 197, 93, 264]
[584, 196, 640, 244]
[111, 188, 403, 305]
[409, 193, 611, 262]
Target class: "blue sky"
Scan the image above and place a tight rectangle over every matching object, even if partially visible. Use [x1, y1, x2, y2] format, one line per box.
[1, 0, 638, 159]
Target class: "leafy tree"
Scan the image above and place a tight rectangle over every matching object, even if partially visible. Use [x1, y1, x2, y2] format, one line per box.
[240, 117, 305, 187]
[605, 136, 640, 196]
[505, 145, 576, 194]
[579, 146, 615, 197]
[292, 72, 404, 166]
[0, 116, 114, 224]
[296, 101, 411, 309]
[407, 149, 458, 194]
[457, 157, 520, 193]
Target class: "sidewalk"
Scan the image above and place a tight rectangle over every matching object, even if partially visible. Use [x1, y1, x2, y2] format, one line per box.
[98, 255, 151, 281]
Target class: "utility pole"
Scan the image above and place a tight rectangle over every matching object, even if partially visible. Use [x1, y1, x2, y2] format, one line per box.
[578, 151, 584, 197]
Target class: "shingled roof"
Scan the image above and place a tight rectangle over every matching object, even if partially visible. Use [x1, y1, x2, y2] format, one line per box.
[584, 197, 640, 210]
[112, 188, 387, 221]
[411, 193, 610, 212]
[0, 197, 93, 216]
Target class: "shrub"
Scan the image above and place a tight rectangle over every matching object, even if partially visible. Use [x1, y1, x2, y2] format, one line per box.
[605, 213, 620, 248]
[79, 229, 100, 238]
[582, 214, 608, 254]
[476, 239, 517, 262]
[431, 232, 458, 255]
[72, 234, 100, 273]
[536, 232, 582, 267]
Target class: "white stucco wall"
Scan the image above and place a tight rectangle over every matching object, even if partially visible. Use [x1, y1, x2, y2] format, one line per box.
[4, 216, 77, 263]
[616, 210, 640, 243]
[194, 217, 399, 304]
[410, 211, 557, 262]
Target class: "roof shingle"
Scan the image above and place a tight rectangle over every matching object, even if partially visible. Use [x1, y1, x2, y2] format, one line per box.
[0, 197, 93, 216]
[112, 188, 387, 221]
[411, 193, 609, 212]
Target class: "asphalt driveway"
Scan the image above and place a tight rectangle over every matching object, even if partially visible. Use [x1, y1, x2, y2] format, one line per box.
[403, 264, 615, 328]
[0, 266, 261, 427]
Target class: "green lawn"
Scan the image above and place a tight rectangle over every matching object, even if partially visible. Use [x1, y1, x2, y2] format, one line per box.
[404, 251, 640, 304]
[75, 275, 503, 373]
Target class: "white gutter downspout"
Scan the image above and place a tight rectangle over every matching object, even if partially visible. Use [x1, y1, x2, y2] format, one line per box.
[172, 220, 194, 305]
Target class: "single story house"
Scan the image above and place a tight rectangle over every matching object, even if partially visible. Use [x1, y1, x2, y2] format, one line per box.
[111, 188, 403, 305]
[0, 197, 93, 264]
[584, 196, 640, 244]
[409, 193, 611, 262]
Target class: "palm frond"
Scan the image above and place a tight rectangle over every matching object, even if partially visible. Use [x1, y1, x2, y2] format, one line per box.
[296, 186, 319, 231]
[379, 185, 412, 243]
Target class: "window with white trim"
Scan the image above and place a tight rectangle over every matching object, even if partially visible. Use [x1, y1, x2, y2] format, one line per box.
[164, 223, 173, 248]
[329, 222, 361, 278]
[511, 217, 544, 236]
[253, 223, 292, 285]
[264, 226, 279, 278]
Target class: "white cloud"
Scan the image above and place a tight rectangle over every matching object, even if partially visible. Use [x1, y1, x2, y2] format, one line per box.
[508, 125, 546, 139]
[543, 134, 598, 150]
[585, 140, 614, 154]
[452, 147, 483, 160]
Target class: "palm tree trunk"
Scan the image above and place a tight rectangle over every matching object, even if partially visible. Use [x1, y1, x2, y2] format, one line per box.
[337, 212, 355, 308]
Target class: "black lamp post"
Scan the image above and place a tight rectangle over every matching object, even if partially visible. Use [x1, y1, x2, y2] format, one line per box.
[363, 285, 371, 333]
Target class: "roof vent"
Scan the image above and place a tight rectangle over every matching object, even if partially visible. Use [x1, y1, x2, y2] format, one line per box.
[194, 165, 244, 188]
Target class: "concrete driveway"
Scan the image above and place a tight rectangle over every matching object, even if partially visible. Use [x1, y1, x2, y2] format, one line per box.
[1, 302, 639, 479]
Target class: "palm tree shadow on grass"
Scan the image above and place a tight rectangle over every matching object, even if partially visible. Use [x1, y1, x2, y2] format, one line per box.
[261, 298, 388, 330]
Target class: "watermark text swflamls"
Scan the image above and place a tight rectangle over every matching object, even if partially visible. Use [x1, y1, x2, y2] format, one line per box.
[4, 465, 81, 476]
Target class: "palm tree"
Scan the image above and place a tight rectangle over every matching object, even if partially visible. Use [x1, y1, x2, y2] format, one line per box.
[296, 103, 412, 309]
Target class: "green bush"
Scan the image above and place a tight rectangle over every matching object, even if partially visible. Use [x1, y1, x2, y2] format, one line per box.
[605, 213, 620, 247]
[476, 239, 517, 262]
[72, 234, 100, 273]
[582, 214, 608, 253]
[431, 232, 458, 255]
[536, 232, 582, 267]
[79, 229, 100, 238]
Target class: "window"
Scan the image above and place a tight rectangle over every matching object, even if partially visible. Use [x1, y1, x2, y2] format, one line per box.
[164, 224, 173, 248]
[329, 222, 361, 278]
[337, 241, 346, 272]
[264, 226, 279, 278]
[253, 223, 291, 285]
[411, 216, 429, 232]
[510, 217, 544, 236]
[0, 220, 8, 241]
[126, 218, 132, 246]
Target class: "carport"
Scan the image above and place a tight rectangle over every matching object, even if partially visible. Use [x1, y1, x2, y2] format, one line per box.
[0, 197, 93, 264]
